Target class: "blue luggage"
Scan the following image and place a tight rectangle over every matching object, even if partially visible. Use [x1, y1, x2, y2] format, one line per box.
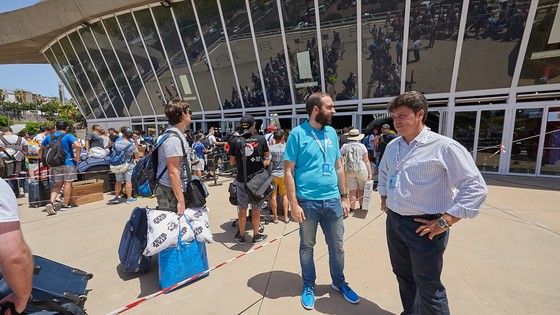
[118, 207, 151, 273]
[0, 255, 91, 314]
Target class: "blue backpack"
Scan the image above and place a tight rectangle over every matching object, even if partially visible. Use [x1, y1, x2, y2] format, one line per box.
[109, 142, 134, 166]
[132, 132, 173, 197]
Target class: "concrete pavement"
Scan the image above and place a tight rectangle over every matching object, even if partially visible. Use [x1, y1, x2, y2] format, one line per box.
[17, 174, 560, 314]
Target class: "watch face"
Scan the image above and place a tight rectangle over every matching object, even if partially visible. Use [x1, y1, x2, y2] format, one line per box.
[437, 218, 448, 228]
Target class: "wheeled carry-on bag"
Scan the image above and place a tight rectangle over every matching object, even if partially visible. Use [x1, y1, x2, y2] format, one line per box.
[28, 161, 51, 208]
[0, 255, 92, 314]
[118, 207, 151, 273]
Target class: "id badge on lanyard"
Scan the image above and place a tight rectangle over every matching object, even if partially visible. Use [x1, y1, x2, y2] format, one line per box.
[312, 130, 331, 176]
[388, 173, 398, 189]
[389, 130, 430, 190]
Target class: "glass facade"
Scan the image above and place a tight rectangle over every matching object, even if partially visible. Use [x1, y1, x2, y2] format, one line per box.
[41, 0, 560, 177]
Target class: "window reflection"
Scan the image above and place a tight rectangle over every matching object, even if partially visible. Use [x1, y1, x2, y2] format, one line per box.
[152, 6, 202, 112]
[361, 0, 405, 99]
[250, 0, 292, 106]
[44, 48, 93, 119]
[59, 37, 105, 118]
[102, 17, 155, 116]
[518, 0, 560, 86]
[476, 110, 505, 172]
[117, 13, 164, 114]
[134, 8, 177, 115]
[88, 21, 141, 117]
[457, 1, 529, 91]
[320, 1, 358, 101]
[541, 107, 560, 175]
[69, 32, 117, 118]
[284, 2, 321, 104]
[195, 1, 239, 111]
[453, 111, 477, 155]
[406, 0, 462, 94]
[223, 2, 265, 108]
[510, 108, 543, 174]
[79, 28, 129, 117]
[174, 1, 220, 111]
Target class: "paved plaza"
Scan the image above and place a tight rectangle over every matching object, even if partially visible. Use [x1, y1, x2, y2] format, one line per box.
[17, 174, 560, 314]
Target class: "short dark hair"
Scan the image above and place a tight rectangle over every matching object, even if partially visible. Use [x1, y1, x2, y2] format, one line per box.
[1, 127, 11, 133]
[165, 99, 190, 125]
[273, 129, 284, 142]
[108, 127, 116, 132]
[305, 92, 330, 116]
[387, 91, 429, 123]
[39, 126, 47, 133]
[195, 133, 203, 140]
[55, 120, 68, 131]
[91, 124, 100, 131]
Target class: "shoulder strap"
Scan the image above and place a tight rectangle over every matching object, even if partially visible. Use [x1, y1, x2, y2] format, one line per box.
[16, 136, 22, 146]
[164, 130, 193, 182]
[0, 136, 9, 146]
[241, 137, 248, 184]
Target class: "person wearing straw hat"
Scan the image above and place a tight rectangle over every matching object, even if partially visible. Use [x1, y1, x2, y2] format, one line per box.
[340, 129, 372, 211]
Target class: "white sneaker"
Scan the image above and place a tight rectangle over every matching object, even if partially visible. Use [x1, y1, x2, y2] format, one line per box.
[46, 203, 57, 215]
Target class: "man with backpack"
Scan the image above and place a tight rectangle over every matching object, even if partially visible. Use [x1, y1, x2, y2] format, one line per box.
[0, 127, 28, 197]
[341, 129, 372, 211]
[40, 120, 82, 215]
[229, 114, 269, 245]
[109, 129, 138, 205]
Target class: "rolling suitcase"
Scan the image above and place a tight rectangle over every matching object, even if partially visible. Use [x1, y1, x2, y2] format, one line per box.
[29, 162, 51, 208]
[118, 207, 151, 273]
[0, 255, 92, 314]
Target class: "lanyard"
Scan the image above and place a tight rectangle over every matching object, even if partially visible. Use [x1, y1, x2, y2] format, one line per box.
[396, 130, 430, 170]
[311, 130, 327, 162]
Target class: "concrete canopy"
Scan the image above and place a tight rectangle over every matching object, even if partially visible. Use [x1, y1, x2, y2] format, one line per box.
[0, 0, 156, 64]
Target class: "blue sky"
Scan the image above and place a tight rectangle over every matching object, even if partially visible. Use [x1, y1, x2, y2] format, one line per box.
[0, 0, 67, 98]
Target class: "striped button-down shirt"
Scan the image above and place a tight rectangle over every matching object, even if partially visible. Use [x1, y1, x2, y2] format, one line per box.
[378, 126, 487, 218]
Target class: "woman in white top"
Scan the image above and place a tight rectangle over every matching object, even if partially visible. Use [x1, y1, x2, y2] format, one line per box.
[340, 129, 372, 210]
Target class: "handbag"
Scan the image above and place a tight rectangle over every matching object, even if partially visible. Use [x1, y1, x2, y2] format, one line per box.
[241, 138, 274, 207]
[158, 218, 209, 290]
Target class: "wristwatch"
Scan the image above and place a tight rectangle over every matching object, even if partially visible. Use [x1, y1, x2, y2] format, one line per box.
[340, 193, 349, 199]
[436, 217, 450, 229]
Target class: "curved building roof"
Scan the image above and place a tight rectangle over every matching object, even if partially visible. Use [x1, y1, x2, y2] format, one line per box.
[0, 0, 154, 64]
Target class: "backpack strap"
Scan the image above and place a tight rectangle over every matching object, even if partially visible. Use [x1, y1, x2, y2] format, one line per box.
[15, 136, 22, 146]
[0, 136, 9, 146]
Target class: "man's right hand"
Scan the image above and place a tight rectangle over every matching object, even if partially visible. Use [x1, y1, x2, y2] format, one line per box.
[291, 204, 305, 222]
[177, 201, 185, 216]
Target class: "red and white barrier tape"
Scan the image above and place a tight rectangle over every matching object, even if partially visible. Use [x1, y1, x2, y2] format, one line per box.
[106, 229, 298, 315]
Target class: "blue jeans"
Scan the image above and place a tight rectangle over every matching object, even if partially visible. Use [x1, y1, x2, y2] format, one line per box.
[298, 197, 345, 288]
[386, 210, 450, 315]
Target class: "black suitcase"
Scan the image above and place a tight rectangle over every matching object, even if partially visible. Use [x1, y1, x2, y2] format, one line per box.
[0, 255, 92, 314]
[29, 162, 51, 208]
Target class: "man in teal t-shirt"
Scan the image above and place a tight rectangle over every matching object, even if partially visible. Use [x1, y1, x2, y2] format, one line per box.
[284, 92, 359, 310]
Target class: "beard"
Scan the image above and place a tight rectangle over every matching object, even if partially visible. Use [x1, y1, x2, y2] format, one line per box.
[316, 110, 332, 127]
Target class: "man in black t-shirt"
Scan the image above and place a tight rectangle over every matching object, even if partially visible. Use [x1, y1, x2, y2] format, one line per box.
[229, 115, 269, 245]
[376, 124, 397, 166]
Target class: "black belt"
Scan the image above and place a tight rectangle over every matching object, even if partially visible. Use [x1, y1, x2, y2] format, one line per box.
[388, 208, 441, 221]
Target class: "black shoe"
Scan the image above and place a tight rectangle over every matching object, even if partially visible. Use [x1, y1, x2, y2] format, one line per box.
[234, 232, 246, 244]
[252, 233, 268, 244]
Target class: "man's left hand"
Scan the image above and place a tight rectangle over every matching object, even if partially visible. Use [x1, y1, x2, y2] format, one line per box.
[414, 218, 446, 240]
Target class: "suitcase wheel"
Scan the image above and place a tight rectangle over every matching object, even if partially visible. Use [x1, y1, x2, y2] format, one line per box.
[85, 273, 93, 280]
[79, 295, 88, 302]
[71, 268, 93, 280]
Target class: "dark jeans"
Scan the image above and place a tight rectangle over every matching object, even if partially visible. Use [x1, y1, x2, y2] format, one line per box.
[386, 210, 450, 315]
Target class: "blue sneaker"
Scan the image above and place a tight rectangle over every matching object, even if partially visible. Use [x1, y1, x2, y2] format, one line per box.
[301, 284, 315, 310]
[125, 197, 137, 204]
[331, 283, 360, 304]
[108, 197, 120, 204]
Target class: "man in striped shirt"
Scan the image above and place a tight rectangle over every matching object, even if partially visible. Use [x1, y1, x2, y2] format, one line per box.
[378, 91, 487, 315]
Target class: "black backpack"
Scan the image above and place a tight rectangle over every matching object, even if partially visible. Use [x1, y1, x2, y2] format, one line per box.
[43, 134, 67, 167]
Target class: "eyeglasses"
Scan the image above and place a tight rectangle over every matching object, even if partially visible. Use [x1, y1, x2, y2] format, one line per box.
[184, 110, 192, 116]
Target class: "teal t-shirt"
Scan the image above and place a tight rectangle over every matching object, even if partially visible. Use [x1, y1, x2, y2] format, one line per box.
[284, 120, 341, 200]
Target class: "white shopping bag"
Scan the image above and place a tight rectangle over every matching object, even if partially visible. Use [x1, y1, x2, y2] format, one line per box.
[362, 180, 374, 210]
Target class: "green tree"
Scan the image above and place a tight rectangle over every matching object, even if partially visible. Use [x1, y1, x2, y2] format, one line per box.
[0, 114, 12, 128]
[24, 122, 41, 134]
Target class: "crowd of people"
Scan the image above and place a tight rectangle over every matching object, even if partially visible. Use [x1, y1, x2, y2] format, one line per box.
[0, 91, 489, 314]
